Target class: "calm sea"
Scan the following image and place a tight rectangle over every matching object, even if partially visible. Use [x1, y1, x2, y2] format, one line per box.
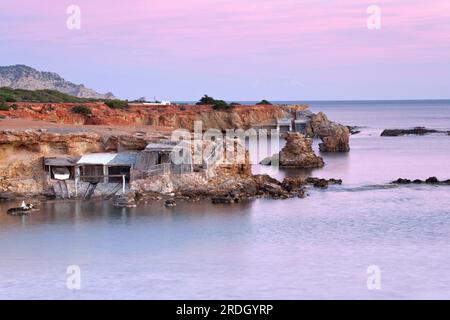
[1, 100, 450, 299]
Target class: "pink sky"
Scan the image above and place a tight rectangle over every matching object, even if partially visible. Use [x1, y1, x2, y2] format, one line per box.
[1, 0, 450, 100]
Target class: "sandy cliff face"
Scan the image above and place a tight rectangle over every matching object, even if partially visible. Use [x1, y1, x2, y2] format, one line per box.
[0, 103, 298, 131]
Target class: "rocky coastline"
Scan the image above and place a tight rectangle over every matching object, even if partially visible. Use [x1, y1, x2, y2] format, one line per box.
[131, 174, 343, 207]
[0, 104, 351, 208]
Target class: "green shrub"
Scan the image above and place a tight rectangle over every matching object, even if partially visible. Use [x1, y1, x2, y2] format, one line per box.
[196, 94, 231, 110]
[211, 100, 230, 110]
[0, 101, 9, 111]
[196, 94, 216, 105]
[71, 105, 92, 115]
[105, 99, 129, 110]
[9, 104, 18, 110]
[256, 99, 272, 105]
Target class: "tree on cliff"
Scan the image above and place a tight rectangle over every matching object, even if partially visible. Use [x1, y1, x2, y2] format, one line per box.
[196, 95, 231, 110]
[196, 95, 216, 105]
[256, 99, 272, 105]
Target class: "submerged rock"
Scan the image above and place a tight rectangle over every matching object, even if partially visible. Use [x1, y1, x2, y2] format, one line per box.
[164, 199, 177, 208]
[347, 126, 361, 135]
[391, 177, 450, 185]
[381, 127, 443, 136]
[305, 177, 342, 189]
[113, 193, 137, 207]
[259, 154, 279, 166]
[279, 132, 324, 168]
[207, 174, 342, 204]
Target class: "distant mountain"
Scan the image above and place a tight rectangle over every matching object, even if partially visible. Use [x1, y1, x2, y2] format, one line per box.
[0, 65, 115, 99]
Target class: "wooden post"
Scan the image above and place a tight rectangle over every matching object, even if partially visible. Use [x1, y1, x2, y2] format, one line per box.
[103, 165, 108, 183]
[75, 166, 80, 197]
[122, 175, 126, 194]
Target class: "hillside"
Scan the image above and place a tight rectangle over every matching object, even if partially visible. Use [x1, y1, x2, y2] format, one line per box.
[0, 65, 115, 99]
[0, 87, 96, 103]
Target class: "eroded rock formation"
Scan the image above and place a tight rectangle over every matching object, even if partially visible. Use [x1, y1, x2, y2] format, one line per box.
[309, 112, 350, 152]
[279, 132, 324, 168]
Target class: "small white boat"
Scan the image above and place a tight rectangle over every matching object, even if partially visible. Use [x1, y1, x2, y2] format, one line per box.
[52, 167, 70, 180]
[7, 202, 36, 216]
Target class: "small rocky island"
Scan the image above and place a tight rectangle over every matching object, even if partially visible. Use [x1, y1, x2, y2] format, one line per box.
[381, 127, 450, 136]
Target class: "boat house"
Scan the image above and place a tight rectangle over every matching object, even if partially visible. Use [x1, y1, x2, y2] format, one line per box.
[44, 156, 80, 181]
[77, 152, 137, 183]
[133, 142, 193, 179]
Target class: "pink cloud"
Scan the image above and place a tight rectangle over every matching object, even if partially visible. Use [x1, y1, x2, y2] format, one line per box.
[1, 0, 450, 68]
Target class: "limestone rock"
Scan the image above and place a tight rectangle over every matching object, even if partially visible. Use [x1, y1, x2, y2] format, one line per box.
[279, 132, 324, 168]
[131, 175, 174, 194]
[309, 112, 350, 152]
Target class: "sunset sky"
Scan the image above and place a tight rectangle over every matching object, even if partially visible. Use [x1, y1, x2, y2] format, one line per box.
[1, 0, 450, 100]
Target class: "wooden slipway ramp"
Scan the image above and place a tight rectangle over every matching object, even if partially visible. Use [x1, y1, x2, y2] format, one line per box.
[53, 180, 71, 199]
[83, 182, 98, 200]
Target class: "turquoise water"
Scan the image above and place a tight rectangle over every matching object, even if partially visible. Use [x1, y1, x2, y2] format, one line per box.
[1, 100, 450, 299]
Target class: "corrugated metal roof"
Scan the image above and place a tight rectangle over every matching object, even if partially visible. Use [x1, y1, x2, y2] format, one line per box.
[108, 153, 137, 166]
[145, 143, 177, 152]
[77, 153, 137, 166]
[44, 157, 80, 166]
[77, 153, 117, 165]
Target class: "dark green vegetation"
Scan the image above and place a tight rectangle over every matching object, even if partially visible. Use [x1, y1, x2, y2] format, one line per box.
[105, 99, 129, 110]
[71, 105, 92, 115]
[0, 101, 9, 111]
[256, 99, 272, 105]
[196, 95, 232, 110]
[0, 87, 95, 103]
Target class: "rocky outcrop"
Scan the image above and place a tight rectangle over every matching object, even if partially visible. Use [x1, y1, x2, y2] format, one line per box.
[131, 175, 174, 195]
[309, 112, 350, 152]
[174, 174, 343, 204]
[0, 65, 115, 99]
[381, 127, 447, 136]
[279, 132, 324, 168]
[391, 177, 450, 185]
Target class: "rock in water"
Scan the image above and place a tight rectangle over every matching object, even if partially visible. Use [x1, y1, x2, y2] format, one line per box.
[164, 199, 177, 208]
[113, 193, 137, 207]
[309, 112, 350, 152]
[381, 127, 440, 136]
[279, 132, 324, 168]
